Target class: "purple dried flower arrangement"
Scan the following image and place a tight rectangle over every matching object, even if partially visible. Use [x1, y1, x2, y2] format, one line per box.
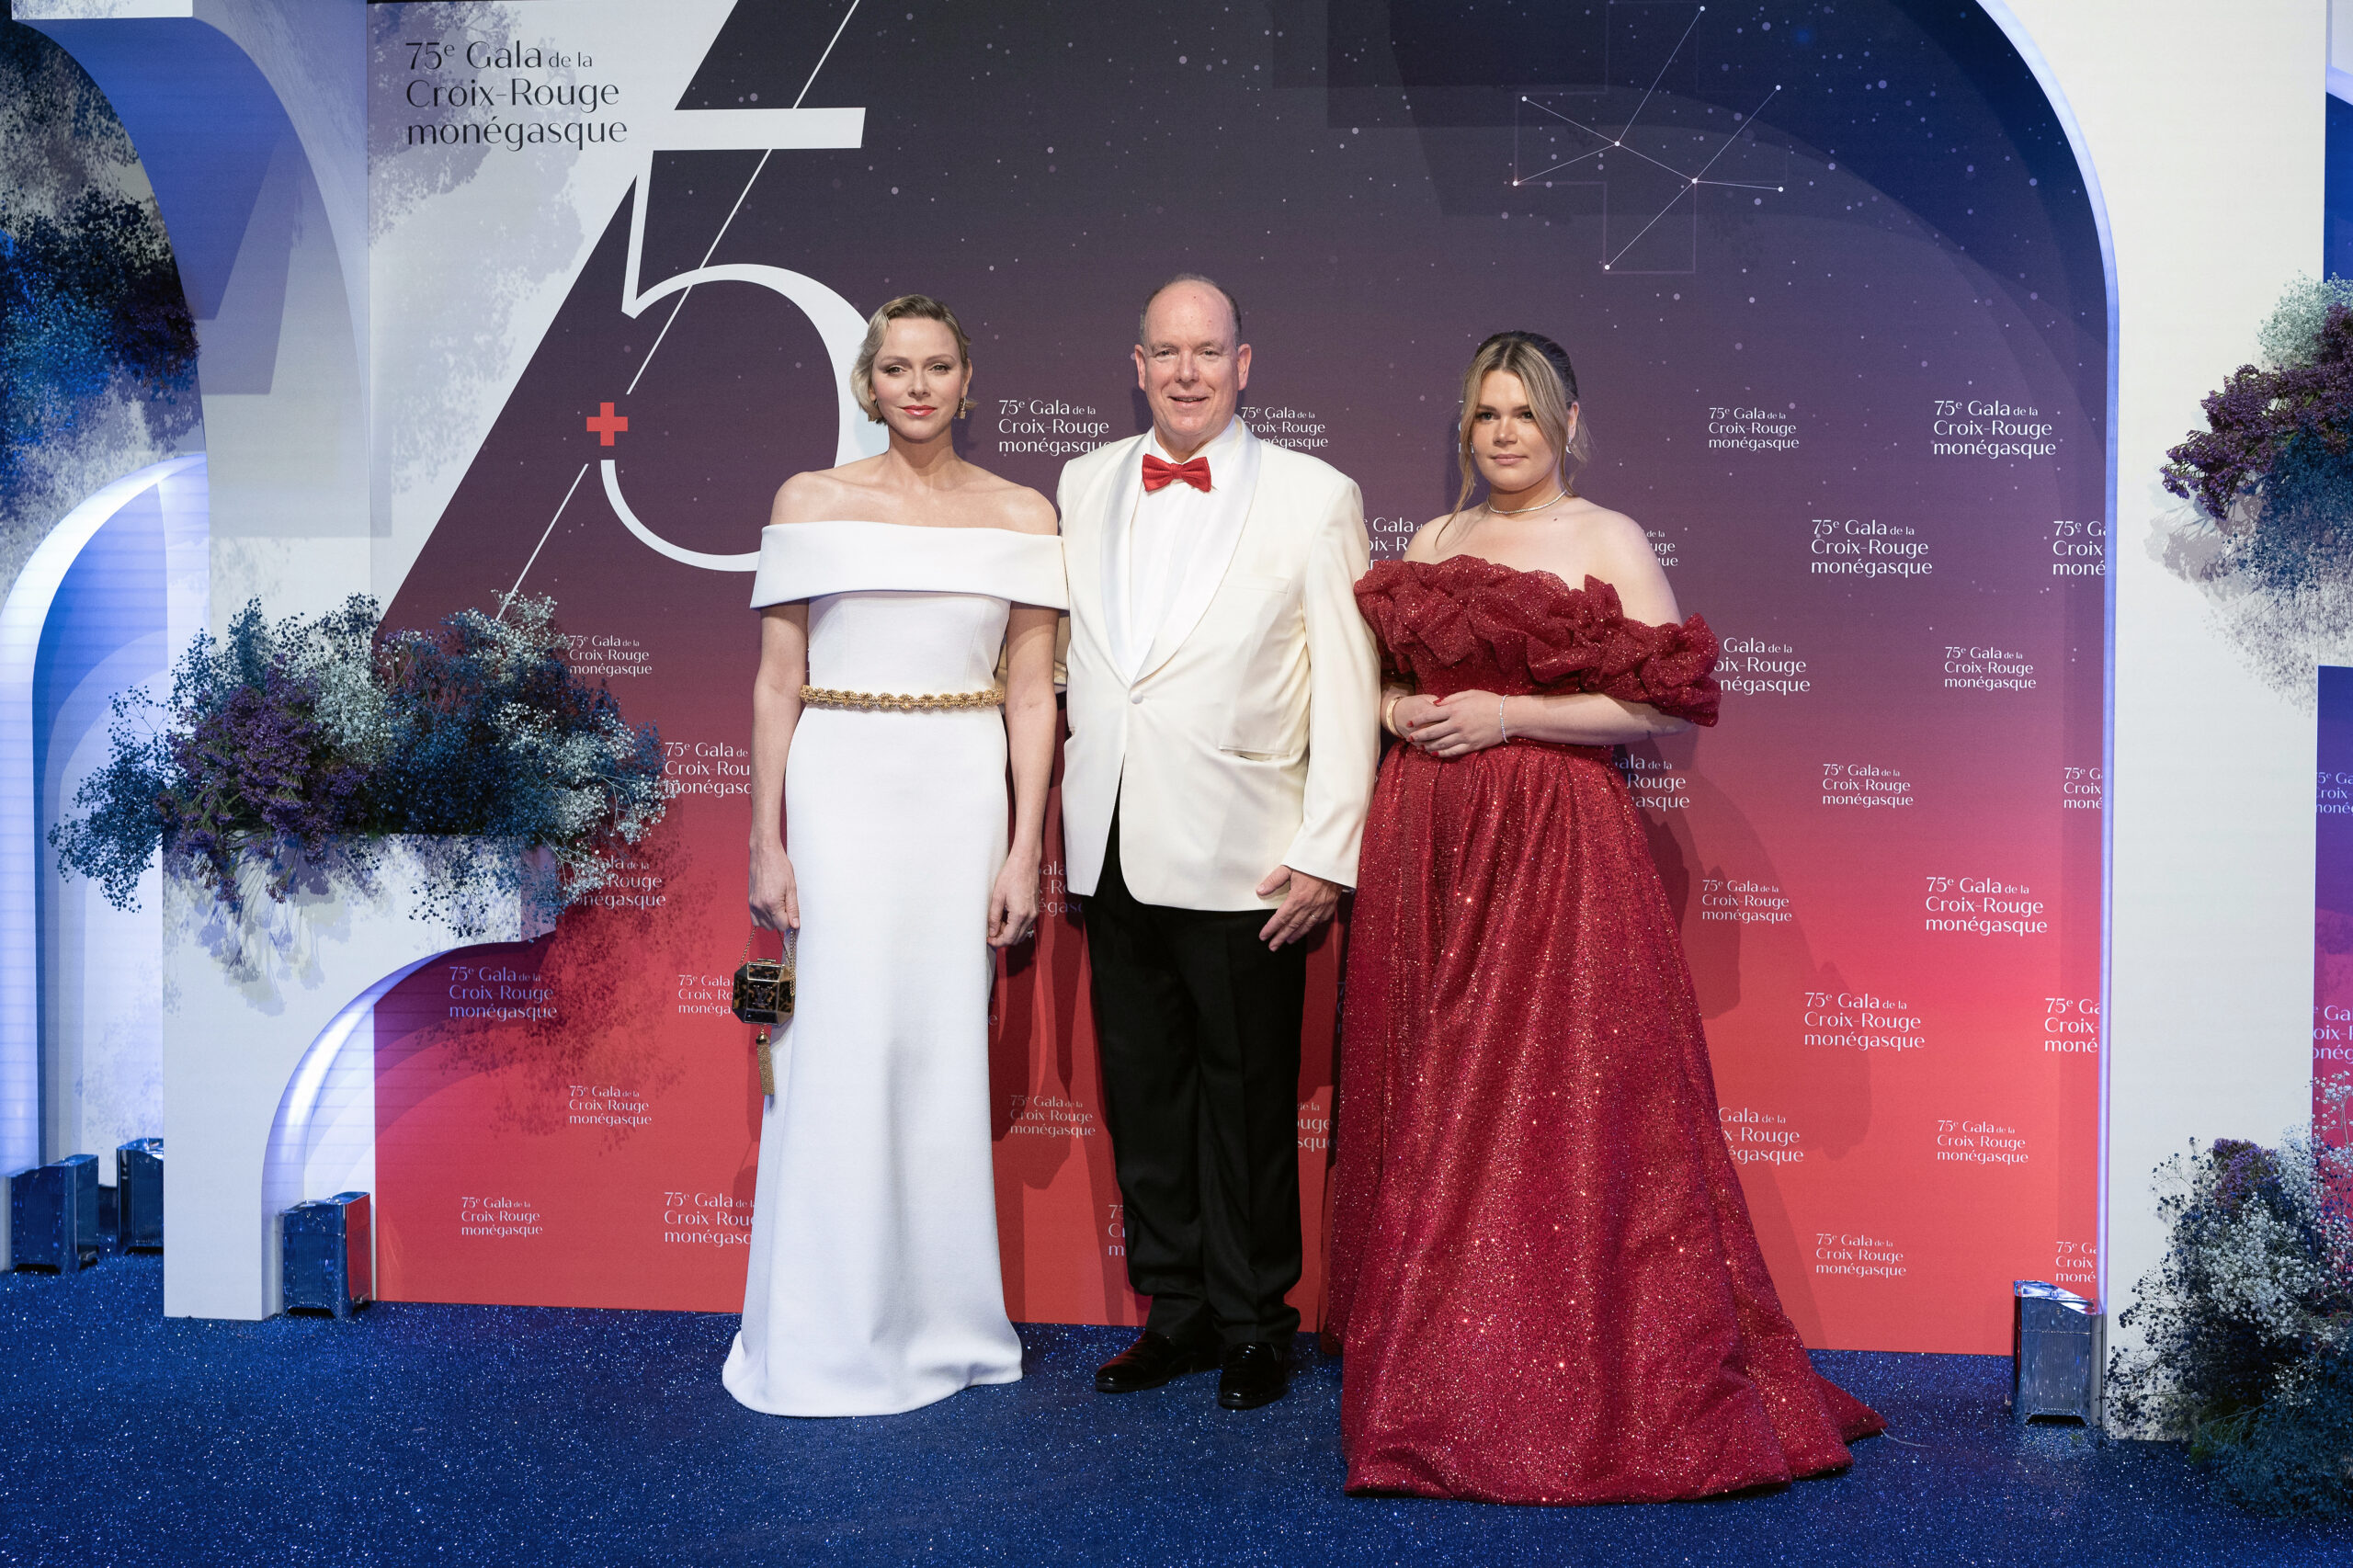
[2163, 279, 2353, 593]
[49, 595, 666, 932]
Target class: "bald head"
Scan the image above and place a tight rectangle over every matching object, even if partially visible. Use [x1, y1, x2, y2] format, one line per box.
[1138, 274, 1242, 351]
[1132, 275, 1251, 462]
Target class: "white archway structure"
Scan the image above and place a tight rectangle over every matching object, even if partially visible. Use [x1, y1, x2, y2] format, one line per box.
[161, 839, 543, 1319]
[0, 455, 206, 1267]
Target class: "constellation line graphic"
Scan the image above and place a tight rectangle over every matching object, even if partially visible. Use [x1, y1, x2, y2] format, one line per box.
[1510, 5, 1786, 274]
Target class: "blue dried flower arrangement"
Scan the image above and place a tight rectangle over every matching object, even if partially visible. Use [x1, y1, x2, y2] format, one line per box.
[49, 594, 666, 933]
[2108, 1106, 2353, 1517]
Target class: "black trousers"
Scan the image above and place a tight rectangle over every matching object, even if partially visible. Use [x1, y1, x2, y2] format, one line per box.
[1086, 811, 1306, 1346]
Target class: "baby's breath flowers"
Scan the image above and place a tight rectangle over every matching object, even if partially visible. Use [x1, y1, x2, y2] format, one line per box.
[2109, 1092, 2353, 1516]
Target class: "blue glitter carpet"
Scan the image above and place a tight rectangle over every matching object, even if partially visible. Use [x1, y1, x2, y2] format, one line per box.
[3, 1243, 2347, 1566]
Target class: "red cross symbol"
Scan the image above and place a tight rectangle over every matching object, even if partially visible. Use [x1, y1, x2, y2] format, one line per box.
[585, 403, 629, 445]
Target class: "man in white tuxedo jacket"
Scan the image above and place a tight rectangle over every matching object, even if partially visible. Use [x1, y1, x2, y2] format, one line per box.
[1060, 276, 1379, 1410]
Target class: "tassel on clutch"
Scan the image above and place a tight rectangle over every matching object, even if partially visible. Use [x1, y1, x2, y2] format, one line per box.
[732, 936, 796, 1096]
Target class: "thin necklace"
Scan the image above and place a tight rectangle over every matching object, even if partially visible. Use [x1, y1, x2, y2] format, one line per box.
[1488, 488, 1566, 517]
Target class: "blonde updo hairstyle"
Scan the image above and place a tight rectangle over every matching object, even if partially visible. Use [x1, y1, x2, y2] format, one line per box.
[1446, 330, 1592, 532]
[849, 293, 975, 421]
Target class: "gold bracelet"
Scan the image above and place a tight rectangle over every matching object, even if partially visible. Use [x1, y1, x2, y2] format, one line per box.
[1382, 694, 1403, 736]
[800, 685, 1006, 711]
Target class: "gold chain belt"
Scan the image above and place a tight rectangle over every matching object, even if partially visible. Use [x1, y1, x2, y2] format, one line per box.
[800, 684, 1005, 711]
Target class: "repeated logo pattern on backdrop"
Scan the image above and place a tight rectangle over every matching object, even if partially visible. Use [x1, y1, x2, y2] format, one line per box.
[368, 1, 2106, 1353]
[2314, 668, 2352, 1146]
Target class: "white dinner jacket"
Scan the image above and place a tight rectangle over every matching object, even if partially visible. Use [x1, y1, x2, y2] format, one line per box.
[1058, 424, 1380, 911]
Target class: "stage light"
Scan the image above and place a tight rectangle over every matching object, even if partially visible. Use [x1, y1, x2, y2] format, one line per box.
[281, 1192, 373, 1318]
[2012, 1280, 2102, 1425]
[117, 1139, 163, 1252]
[8, 1155, 98, 1272]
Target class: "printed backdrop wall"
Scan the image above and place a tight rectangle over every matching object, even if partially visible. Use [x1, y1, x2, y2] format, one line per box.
[363, 0, 2108, 1354]
[2316, 665, 2353, 1142]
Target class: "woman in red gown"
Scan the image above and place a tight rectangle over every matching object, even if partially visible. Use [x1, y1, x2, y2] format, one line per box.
[1326, 332, 1882, 1504]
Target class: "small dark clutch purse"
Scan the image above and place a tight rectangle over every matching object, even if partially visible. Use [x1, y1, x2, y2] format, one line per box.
[731, 939, 796, 1096]
[731, 960, 793, 1025]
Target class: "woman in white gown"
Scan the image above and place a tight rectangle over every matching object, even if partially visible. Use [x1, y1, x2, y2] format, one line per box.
[728, 294, 1065, 1416]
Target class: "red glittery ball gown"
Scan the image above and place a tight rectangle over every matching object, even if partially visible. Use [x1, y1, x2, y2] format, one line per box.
[1326, 555, 1883, 1504]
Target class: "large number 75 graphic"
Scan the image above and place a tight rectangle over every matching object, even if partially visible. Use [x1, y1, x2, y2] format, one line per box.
[600, 108, 888, 573]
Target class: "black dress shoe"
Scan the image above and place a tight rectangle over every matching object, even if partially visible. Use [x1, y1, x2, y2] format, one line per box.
[1095, 1330, 1217, 1393]
[1217, 1340, 1288, 1410]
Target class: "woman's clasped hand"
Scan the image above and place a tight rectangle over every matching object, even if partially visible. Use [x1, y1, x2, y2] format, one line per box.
[1391, 689, 1508, 757]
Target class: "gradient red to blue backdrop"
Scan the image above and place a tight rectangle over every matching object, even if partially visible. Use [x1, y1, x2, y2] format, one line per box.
[367, 0, 2106, 1354]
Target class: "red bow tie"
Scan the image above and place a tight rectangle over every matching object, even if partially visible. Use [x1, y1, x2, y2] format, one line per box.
[1141, 453, 1212, 494]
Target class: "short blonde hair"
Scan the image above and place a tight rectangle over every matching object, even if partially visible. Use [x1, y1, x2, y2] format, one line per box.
[1447, 331, 1592, 530]
[849, 294, 975, 421]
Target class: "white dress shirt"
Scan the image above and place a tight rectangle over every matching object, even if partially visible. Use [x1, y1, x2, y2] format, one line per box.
[1114, 417, 1248, 677]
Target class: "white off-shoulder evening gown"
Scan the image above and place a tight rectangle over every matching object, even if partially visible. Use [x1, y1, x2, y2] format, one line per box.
[724, 518, 1068, 1416]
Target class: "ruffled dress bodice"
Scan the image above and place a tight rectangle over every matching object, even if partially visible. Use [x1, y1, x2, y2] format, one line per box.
[1353, 555, 1720, 725]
